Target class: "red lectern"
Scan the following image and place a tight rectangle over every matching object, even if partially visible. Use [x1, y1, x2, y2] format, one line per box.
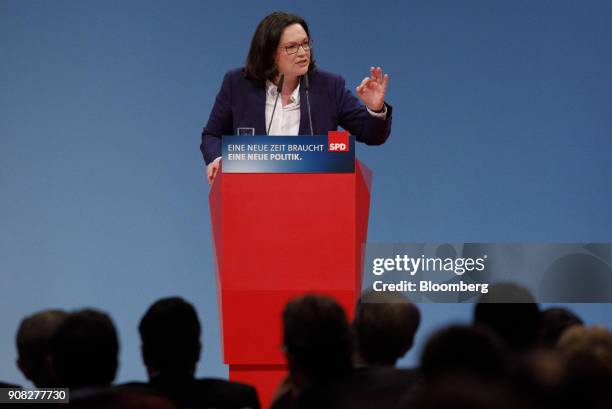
[209, 160, 372, 408]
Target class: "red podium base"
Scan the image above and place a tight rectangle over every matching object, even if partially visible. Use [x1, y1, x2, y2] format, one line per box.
[209, 160, 372, 408]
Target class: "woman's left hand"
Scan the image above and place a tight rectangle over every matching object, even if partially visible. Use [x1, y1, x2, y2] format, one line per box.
[356, 66, 389, 112]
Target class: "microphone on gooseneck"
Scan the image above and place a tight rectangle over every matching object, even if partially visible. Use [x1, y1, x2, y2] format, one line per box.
[302, 74, 314, 136]
[267, 74, 284, 135]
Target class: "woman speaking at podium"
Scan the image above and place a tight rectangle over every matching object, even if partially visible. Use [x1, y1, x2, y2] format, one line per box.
[201, 12, 392, 184]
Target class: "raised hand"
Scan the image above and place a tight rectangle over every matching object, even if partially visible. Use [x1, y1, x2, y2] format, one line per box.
[356, 66, 389, 112]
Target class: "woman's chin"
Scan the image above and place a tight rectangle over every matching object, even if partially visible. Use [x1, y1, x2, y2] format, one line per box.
[296, 67, 309, 77]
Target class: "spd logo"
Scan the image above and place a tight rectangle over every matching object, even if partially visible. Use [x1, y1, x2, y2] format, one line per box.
[328, 131, 349, 152]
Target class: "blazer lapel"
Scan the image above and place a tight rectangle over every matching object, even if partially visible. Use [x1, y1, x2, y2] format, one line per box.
[253, 85, 267, 135]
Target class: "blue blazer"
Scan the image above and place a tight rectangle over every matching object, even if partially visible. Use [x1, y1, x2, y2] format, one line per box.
[200, 68, 393, 164]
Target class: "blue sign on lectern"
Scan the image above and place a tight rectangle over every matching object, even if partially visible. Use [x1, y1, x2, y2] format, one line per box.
[221, 134, 355, 173]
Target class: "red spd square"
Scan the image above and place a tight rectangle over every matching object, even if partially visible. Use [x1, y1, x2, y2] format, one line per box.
[328, 131, 349, 152]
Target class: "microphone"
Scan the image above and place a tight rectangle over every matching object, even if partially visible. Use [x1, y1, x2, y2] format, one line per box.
[302, 74, 314, 136]
[267, 74, 284, 135]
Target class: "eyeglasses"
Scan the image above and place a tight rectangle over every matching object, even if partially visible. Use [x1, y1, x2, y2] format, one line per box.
[280, 40, 312, 55]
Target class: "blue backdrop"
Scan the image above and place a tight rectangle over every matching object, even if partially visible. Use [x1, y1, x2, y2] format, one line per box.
[1, 0, 611, 386]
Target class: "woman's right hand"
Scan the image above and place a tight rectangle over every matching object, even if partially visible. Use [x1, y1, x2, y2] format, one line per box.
[206, 157, 221, 185]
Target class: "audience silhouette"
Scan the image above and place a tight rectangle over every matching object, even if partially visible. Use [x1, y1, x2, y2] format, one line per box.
[124, 296, 260, 409]
[420, 325, 507, 381]
[49, 308, 176, 408]
[474, 282, 541, 353]
[353, 291, 420, 367]
[16, 309, 67, 387]
[557, 325, 612, 409]
[539, 307, 583, 348]
[3, 288, 610, 409]
[271, 294, 352, 409]
[50, 309, 119, 390]
[328, 291, 421, 409]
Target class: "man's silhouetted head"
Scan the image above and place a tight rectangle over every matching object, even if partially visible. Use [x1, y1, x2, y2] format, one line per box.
[16, 309, 67, 387]
[353, 291, 420, 366]
[51, 309, 118, 389]
[557, 325, 612, 409]
[474, 282, 540, 352]
[420, 325, 506, 380]
[539, 307, 583, 348]
[282, 294, 352, 387]
[139, 297, 201, 377]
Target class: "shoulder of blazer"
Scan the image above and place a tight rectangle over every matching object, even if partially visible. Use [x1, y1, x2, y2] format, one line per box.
[224, 67, 266, 92]
[308, 68, 344, 89]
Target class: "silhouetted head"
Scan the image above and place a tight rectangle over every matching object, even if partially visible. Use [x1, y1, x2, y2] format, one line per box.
[282, 294, 352, 387]
[557, 325, 612, 372]
[139, 297, 201, 377]
[557, 326, 612, 409]
[420, 325, 506, 380]
[510, 349, 566, 409]
[51, 309, 118, 389]
[474, 282, 540, 352]
[353, 291, 420, 366]
[539, 307, 583, 348]
[16, 309, 67, 387]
